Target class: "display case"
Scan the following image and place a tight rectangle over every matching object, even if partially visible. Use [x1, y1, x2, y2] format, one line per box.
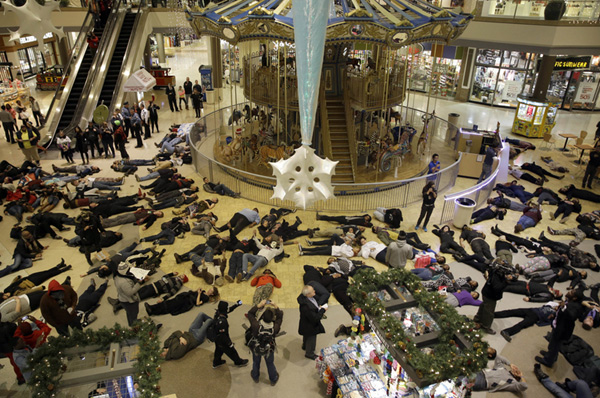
[511, 96, 558, 137]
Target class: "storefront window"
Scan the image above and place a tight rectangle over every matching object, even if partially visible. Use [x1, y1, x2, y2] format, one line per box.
[407, 49, 461, 99]
[16, 44, 54, 78]
[475, 49, 502, 67]
[0, 52, 12, 81]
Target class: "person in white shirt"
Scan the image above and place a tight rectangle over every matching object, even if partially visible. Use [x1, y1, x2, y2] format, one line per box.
[139, 103, 151, 139]
[357, 236, 387, 263]
[241, 231, 284, 281]
[298, 234, 359, 258]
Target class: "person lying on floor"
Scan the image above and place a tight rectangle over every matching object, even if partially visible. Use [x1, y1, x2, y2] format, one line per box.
[540, 156, 570, 173]
[460, 226, 494, 262]
[528, 266, 587, 288]
[3, 259, 71, 296]
[160, 312, 214, 360]
[494, 181, 534, 204]
[298, 234, 358, 258]
[315, 212, 373, 227]
[534, 364, 594, 398]
[521, 162, 564, 181]
[514, 203, 542, 233]
[309, 225, 365, 240]
[495, 302, 558, 342]
[504, 280, 563, 302]
[444, 290, 481, 308]
[51, 164, 100, 176]
[64, 231, 123, 251]
[560, 184, 600, 203]
[470, 205, 506, 224]
[373, 226, 430, 250]
[431, 225, 468, 257]
[508, 166, 543, 186]
[467, 352, 528, 393]
[140, 216, 190, 245]
[145, 287, 219, 316]
[250, 269, 282, 305]
[550, 198, 581, 224]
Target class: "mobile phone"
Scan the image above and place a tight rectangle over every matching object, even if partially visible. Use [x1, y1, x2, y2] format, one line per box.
[21, 316, 28, 321]
[237, 299, 242, 305]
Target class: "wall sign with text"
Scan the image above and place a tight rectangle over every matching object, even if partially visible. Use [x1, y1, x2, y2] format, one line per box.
[554, 56, 591, 70]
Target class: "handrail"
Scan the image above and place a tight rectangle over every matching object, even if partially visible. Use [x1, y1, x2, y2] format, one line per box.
[41, 9, 94, 146]
[188, 101, 463, 211]
[318, 82, 333, 160]
[106, 6, 146, 116]
[342, 74, 358, 180]
[72, 0, 125, 131]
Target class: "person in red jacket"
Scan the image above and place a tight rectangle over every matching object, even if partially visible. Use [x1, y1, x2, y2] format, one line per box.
[250, 269, 281, 305]
[39, 280, 81, 336]
[14, 315, 51, 349]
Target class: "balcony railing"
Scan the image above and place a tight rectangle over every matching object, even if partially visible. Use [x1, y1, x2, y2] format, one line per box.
[477, 0, 600, 22]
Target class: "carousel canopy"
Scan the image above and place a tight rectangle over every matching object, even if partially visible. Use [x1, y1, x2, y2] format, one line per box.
[187, 0, 472, 47]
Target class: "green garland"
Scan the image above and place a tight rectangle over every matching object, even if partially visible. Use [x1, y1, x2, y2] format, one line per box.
[27, 318, 163, 398]
[348, 268, 488, 384]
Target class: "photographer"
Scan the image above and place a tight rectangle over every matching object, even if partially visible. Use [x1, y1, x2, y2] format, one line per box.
[474, 259, 512, 335]
[415, 181, 437, 232]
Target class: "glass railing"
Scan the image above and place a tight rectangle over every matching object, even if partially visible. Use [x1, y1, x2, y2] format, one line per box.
[188, 102, 463, 212]
[478, 0, 600, 22]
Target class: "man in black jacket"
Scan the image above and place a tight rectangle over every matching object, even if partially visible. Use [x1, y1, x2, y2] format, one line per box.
[212, 300, 248, 368]
[183, 77, 193, 110]
[165, 83, 179, 112]
[474, 262, 511, 335]
[248, 300, 283, 385]
[297, 285, 327, 360]
[75, 211, 105, 265]
[148, 101, 160, 134]
[0, 230, 45, 278]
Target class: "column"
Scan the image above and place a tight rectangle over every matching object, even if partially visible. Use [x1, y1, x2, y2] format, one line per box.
[58, 37, 71, 66]
[143, 36, 152, 69]
[155, 33, 165, 64]
[532, 55, 557, 102]
[210, 36, 223, 89]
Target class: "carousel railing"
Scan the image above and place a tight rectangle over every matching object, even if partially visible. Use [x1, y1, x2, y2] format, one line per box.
[189, 102, 463, 212]
[242, 58, 299, 110]
[344, 67, 406, 111]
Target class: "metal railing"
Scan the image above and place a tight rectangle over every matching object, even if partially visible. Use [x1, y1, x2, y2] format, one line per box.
[189, 102, 463, 212]
[477, 0, 600, 22]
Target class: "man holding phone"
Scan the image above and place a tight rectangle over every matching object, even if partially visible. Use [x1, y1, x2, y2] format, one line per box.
[14, 315, 51, 349]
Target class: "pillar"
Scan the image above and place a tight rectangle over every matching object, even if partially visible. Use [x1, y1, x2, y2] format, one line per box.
[532, 54, 557, 102]
[58, 37, 70, 66]
[210, 36, 223, 89]
[155, 33, 165, 64]
[143, 36, 152, 69]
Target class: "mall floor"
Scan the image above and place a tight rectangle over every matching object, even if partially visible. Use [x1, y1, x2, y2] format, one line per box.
[0, 39, 599, 397]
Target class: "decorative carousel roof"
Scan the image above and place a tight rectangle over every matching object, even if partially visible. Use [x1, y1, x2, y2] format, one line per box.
[187, 0, 472, 47]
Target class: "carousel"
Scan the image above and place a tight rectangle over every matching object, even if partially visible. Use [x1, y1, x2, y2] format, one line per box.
[187, 0, 471, 184]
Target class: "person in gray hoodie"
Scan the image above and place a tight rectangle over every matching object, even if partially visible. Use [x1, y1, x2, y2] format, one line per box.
[114, 262, 147, 326]
[385, 231, 414, 268]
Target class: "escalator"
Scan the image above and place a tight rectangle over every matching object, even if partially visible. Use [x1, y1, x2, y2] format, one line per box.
[55, 26, 104, 133]
[97, 12, 137, 109]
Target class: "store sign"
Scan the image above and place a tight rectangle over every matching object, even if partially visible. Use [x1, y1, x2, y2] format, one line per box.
[554, 56, 591, 70]
[575, 81, 597, 102]
[502, 81, 522, 101]
[19, 32, 53, 45]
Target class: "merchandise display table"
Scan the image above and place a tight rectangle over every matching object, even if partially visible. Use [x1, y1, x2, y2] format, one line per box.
[317, 333, 468, 398]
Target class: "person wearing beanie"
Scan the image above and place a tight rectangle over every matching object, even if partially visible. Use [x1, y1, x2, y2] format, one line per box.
[39, 280, 80, 336]
[212, 300, 248, 368]
[385, 230, 414, 269]
[14, 315, 51, 349]
[114, 262, 146, 326]
[248, 300, 283, 385]
[160, 311, 214, 361]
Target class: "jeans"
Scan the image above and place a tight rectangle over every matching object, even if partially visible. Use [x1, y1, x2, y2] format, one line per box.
[120, 301, 139, 326]
[411, 268, 433, 280]
[189, 312, 213, 344]
[242, 254, 268, 276]
[139, 171, 159, 181]
[214, 183, 235, 196]
[308, 281, 330, 305]
[540, 378, 572, 398]
[161, 137, 182, 152]
[517, 215, 536, 230]
[0, 254, 33, 278]
[251, 351, 278, 382]
[142, 229, 176, 245]
[228, 251, 244, 278]
[102, 140, 115, 158]
[478, 163, 492, 183]
[92, 181, 121, 191]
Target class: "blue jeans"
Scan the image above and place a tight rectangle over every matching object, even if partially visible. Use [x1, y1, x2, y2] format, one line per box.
[541, 377, 593, 398]
[139, 171, 159, 181]
[189, 312, 213, 345]
[478, 163, 492, 183]
[190, 247, 214, 266]
[227, 251, 244, 278]
[251, 351, 277, 382]
[307, 281, 330, 305]
[242, 254, 268, 276]
[517, 215, 536, 230]
[6, 205, 23, 221]
[161, 137, 182, 153]
[151, 198, 179, 210]
[92, 181, 121, 191]
[411, 268, 433, 280]
[0, 254, 33, 278]
[142, 229, 176, 245]
[214, 183, 234, 196]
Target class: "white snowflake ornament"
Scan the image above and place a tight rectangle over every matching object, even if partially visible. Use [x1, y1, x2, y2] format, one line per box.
[270, 145, 338, 210]
[3, 0, 65, 52]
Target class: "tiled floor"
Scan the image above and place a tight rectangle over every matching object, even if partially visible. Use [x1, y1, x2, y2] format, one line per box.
[1, 39, 599, 397]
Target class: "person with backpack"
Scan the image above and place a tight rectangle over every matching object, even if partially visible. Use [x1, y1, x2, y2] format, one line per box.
[247, 300, 283, 385]
[211, 300, 248, 369]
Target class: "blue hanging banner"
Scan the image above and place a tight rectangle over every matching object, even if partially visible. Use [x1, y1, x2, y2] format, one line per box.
[292, 0, 331, 145]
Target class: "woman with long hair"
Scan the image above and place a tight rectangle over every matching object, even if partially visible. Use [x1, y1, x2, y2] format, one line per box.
[415, 181, 437, 232]
[74, 126, 89, 164]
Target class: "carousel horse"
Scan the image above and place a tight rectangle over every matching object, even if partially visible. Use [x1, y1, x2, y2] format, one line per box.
[219, 136, 243, 163]
[228, 110, 243, 126]
[257, 144, 293, 167]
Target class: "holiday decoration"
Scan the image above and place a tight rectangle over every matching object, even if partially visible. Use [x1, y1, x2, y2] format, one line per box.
[348, 268, 488, 386]
[27, 319, 162, 398]
[270, 0, 337, 209]
[2, 0, 65, 52]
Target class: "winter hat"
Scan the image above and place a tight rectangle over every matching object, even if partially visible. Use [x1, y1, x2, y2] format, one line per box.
[217, 301, 228, 314]
[19, 322, 33, 336]
[117, 261, 130, 275]
[182, 275, 189, 283]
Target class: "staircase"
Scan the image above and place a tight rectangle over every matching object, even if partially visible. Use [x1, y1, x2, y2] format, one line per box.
[325, 97, 354, 183]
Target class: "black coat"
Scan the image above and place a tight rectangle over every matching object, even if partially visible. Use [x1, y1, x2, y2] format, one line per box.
[0, 321, 18, 353]
[297, 294, 325, 336]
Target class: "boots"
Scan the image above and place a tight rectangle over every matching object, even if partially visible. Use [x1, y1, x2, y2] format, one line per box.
[202, 265, 214, 285]
[107, 297, 122, 314]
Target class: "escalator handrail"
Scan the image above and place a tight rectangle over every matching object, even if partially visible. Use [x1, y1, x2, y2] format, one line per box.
[67, 0, 125, 133]
[106, 6, 146, 117]
[41, 9, 94, 146]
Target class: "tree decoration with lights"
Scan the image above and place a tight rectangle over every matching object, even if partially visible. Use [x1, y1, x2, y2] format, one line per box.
[348, 268, 488, 384]
[270, 0, 338, 209]
[27, 319, 163, 398]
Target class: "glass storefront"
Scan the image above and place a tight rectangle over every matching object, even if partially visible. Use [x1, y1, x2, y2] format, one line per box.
[0, 52, 13, 81]
[17, 43, 56, 78]
[470, 49, 534, 107]
[408, 46, 462, 100]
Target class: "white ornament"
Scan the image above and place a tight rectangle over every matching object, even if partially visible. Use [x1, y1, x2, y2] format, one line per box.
[3, 0, 65, 52]
[271, 145, 337, 209]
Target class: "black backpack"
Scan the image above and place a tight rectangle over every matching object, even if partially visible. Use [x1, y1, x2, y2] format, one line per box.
[246, 323, 275, 356]
[207, 315, 226, 342]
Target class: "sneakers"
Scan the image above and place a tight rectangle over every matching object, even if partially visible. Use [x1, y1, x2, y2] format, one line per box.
[414, 225, 420, 230]
[298, 244, 303, 256]
[213, 360, 226, 369]
[241, 272, 250, 282]
[234, 359, 249, 367]
[423, 227, 428, 232]
[559, 215, 569, 224]
[533, 363, 548, 381]
[305, 239, 313, 246]
[500, 330, 512, 342]
[307, 228, 314, 238]
[135, 174, 140, 182]
[224, 275, 234, 283]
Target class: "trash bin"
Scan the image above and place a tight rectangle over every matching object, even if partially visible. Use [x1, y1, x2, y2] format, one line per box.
[453, 197, 476, 228]
[446, 113, 460, 143]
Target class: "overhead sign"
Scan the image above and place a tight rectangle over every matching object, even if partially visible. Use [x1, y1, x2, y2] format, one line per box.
[554, 56, 591, 70]
[123, 69, 156, 92]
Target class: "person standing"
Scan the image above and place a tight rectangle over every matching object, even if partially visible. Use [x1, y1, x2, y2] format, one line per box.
[15, 124, 40, 163]
[297, 285, 327, 360]
[113, 120, 129, 159]
[1, 105, 16, 143]
[191, 89, 203, 118]
[148, 101, 160, 134]
[177, 86, 187, 110]
[415, 181, 437, 232]
[183, 77, 193, 109]
[85, 121, 103, 158]
[39, 279, 81, 337]
[0, 313, 25, 384]
[29, 97, 43, 127]
[131, 109, 143, 148]
[248, 300, 283, 386]
[114, 262, 145, 327]
[121, 102, 132, 138]
[165, 83, 179, 112]
[0, 230, 44, 278]
[478, 145, 499, 183]
[56, 130, 74, 163]
[74, 126, 90, 164]
[427, 153, 440, 181]
[582, 142, 600, 189]
[100, 122, 115, 158]
[212, 300, 248, 368]
[474, 263, 510, 335]
[139, 103, 151, 139]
